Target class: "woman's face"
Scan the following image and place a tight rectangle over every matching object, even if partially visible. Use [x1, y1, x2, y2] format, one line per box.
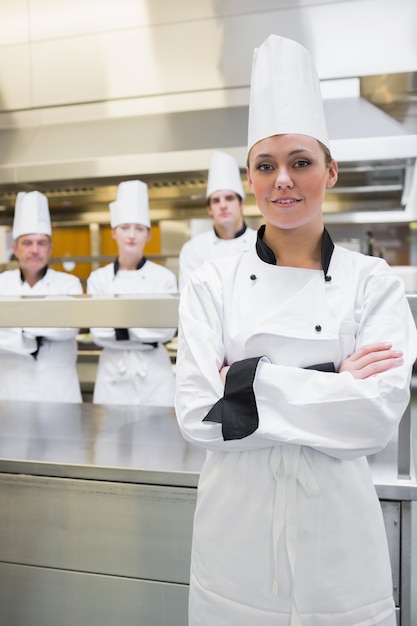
[112, 223, 150, 256]
[247, 134, 338, 231]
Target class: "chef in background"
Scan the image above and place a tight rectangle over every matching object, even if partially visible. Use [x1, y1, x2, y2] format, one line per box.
[0, 191, 83, 403]
[178, 150, 257, 290]
[87, 180, 177, 406]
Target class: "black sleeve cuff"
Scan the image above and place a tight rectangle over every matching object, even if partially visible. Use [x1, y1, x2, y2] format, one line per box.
[30, 336, 44, 360]
[203, 356, 263, 441]
[304, 362, 336, 372]
[115, 328, 130, 341]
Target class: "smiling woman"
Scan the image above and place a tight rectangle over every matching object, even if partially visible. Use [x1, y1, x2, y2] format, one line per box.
[175, 34, 417, 626]
[247, 134, 338, 264]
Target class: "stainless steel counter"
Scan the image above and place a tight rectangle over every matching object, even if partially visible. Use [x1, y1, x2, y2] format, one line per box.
[0, 403, 203, 626]
[0, 401, 205, 487]
[0, 400, 415, 497]
[0, 402, 415, 625]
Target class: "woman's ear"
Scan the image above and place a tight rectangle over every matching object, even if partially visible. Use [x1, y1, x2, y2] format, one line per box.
[246, 166, 254, 191]
[326, 160, 339, 189]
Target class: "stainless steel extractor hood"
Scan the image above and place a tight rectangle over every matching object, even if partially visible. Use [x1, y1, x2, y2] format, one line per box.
[0, 73, 416, 224]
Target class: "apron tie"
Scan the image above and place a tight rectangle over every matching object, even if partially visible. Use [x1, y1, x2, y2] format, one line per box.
[269, 445, 320, 624]
[117, 350, 150, 382]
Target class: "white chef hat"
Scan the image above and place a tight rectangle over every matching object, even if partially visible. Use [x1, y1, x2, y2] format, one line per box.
[12, 191, 52, 240]
[247, 35, 329, 154]
[109, 180, 150, 228]
[206, 151, 245, 200]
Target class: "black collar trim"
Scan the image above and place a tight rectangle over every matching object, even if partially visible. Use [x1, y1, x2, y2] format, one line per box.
[213, 222, 247, 240]
[255, 225, 334, 281]
[114, 256, 147, 276]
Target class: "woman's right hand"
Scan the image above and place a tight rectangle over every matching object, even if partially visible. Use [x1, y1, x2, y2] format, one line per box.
[339, 343, 404, 380]
[219, 365, 231, 385]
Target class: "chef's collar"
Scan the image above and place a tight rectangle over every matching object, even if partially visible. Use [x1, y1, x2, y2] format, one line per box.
[256, 225, 334, 282]
[213, 222, 248, 239]
[20, 265, 48, 284]
[113, 256, 147, 276]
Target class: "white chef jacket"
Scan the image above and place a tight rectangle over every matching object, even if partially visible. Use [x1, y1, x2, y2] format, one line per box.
[175, 228, 417, 626]
[0, 268, 83, 403]
[178, 224, 257, 290]
[87, 258, 177, 406]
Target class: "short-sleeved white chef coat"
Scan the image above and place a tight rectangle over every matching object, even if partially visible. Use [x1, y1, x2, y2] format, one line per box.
[175, 228, 417, 626]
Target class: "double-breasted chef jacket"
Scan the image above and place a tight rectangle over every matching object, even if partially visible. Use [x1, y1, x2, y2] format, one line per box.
[175, 227, 417, 626]
[178, 224, 257, 290]
[87, 258, 177, 406]
[0, 268, 83, 403]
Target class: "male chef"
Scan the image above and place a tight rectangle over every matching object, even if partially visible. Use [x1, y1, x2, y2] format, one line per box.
[0, 191, 83, 402]
[178, 151, 257, 290]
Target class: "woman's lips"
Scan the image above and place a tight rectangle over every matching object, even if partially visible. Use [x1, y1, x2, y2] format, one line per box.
[272, 197, 301, 205]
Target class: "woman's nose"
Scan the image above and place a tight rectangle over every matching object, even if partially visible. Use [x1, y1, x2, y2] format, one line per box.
[274, 169, 293, 189]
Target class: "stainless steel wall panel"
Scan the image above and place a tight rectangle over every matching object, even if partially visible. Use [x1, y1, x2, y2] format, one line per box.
[2, 0, 417, 113]
[30, 21, 225, 109]
[0, 44, 32, 110]
[0, 0, 28, 45]
[29, 0, 220, 40]
[0, 562, 188, 626]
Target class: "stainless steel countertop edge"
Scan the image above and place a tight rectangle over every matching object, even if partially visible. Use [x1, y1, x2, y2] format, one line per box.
[0, 459, 200, 489]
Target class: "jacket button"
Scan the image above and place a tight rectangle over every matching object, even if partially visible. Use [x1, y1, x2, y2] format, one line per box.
[315, 324, 322, 332]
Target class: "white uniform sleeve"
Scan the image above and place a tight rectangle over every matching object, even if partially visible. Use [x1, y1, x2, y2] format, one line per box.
[0, 274, 83, 347]
[128, 272, 178, 344]
[86, 270, 119, 347]
[0, 328, 38, 355]
[176, 268, 417, 460]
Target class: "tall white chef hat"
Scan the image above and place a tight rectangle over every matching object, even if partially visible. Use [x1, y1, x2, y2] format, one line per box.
[247, 34, 329, 153]
[109, 180, 150, 228]
[12, 191, 52, 239]
[206, 151, 245, 200]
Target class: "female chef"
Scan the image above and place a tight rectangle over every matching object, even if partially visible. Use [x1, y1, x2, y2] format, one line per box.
[175, 35, 417, 626]
[87, 180, 177, 406]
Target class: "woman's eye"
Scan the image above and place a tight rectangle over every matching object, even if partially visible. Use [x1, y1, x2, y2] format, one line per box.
[257, 162, 273, 171]
[294, 159, 310, 168]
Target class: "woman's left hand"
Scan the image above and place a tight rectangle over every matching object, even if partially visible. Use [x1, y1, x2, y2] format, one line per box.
[339, 343, 403, 379]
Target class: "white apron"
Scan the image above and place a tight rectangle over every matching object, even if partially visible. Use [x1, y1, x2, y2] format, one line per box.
[0, 268, 83, 403]
[87, 260, 177, 406]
